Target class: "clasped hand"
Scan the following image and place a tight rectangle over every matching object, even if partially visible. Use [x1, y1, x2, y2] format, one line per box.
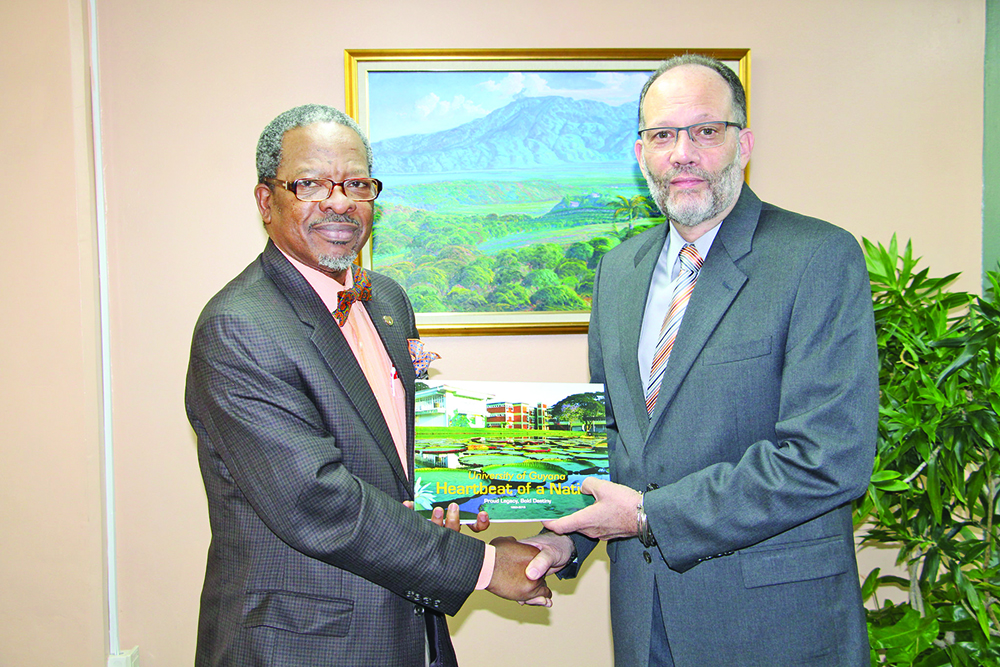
[517, 477, 644, 607]
[412, 478, 644, 606]
[411, 501, 551, 603]
[486, 536, 552, 602]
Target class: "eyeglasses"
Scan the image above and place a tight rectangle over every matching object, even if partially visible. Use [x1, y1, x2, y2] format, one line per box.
[637, 121, 742, 150]
[265, 177, 383, 202]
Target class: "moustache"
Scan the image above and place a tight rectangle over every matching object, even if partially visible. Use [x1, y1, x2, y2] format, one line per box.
[310, 213, 359, 229]
[664, 166, 714, 182]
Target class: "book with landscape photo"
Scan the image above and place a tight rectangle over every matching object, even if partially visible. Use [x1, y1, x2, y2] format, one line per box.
[412, 380, 608, 523]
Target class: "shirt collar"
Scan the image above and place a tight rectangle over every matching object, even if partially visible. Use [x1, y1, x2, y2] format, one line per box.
[278, 249, 354, 313]
[663, 220, 722, 279]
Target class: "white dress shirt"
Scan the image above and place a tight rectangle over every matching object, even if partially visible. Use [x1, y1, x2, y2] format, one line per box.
[637, 222, 722, 384]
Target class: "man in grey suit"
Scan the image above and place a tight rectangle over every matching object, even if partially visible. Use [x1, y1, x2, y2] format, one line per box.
[521, 55, 878, 665]
[186, 104, 549, 666]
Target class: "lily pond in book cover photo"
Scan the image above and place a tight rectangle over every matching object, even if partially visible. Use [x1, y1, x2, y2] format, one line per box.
[412, 380, 609, 522]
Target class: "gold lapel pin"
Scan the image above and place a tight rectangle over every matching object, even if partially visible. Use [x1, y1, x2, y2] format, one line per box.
[383, 315, 394, 326]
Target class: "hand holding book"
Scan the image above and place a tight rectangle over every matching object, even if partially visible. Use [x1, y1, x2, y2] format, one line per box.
[541, 477, 643, 540]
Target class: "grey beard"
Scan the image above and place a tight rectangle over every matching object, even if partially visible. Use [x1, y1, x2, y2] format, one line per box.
[311, 212, 361, 273]
[319, 252, 359, 273]
[644, 151, 742, 228]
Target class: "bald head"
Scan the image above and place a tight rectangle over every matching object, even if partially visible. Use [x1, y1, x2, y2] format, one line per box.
[638, 54, 746, 130]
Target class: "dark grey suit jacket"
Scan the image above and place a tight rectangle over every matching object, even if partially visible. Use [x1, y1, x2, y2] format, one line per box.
[579, 187, 878, 666]
[186, 241, 484, 666]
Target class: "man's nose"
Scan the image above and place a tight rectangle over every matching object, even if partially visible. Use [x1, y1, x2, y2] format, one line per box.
[318, 183, 355, 214]
[669, 129, 699, 165]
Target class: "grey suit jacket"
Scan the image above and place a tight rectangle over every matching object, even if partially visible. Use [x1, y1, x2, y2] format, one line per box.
[580, 187, 878, 666]
[186, 241, 484, 666]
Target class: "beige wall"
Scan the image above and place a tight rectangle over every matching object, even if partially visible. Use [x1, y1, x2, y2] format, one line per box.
[0, 0, 984, 664]
[0, 0, 108, 665]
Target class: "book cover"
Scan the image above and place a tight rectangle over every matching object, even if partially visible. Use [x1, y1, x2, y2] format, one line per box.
[412, 380, 608, 523]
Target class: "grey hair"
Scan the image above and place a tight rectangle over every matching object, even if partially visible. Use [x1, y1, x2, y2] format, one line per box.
[255, 104, 373, 182]
[637, 54, 747, 129]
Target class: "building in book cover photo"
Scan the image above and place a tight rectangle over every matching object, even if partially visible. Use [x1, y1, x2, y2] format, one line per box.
[412, 380, 609, 522]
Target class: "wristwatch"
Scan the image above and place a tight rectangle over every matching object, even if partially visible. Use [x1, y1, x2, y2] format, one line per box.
[636, 492, 657, 548]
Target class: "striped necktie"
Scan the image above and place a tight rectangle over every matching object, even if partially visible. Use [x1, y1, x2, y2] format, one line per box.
[645, 243, 703, 415]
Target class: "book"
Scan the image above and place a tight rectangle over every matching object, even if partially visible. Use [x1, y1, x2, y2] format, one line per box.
[412, 380, 608, 523]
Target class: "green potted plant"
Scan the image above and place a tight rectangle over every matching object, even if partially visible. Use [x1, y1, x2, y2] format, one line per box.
[855, 236, 1000, 665]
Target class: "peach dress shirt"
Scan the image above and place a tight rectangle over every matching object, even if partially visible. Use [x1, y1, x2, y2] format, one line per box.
[281, 252, 494, 588]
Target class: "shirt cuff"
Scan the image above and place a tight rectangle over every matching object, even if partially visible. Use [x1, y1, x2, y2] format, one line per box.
[475, 544, 496, 590]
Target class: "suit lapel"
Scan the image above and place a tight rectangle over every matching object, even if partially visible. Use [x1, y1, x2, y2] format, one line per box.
[261, 242, 410, 490]
[616, 226, 669, 442]
[646, 187, 761, 432]
[365, 299, 413, 402]
[365, 297, 417, 483]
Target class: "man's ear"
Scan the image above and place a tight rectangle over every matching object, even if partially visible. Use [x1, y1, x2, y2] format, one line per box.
[254, 183, 273, 225]
[634, 139, 648, 177]
[737, 129, 755, 169]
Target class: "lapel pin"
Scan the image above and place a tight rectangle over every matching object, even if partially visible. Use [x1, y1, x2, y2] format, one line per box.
[383, 315, 394, 326]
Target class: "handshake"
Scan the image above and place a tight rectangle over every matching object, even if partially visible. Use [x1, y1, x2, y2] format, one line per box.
[426, 477, 644, 606]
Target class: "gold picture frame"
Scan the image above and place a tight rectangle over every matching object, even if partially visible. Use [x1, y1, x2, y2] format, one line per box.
[346, 48, 750, 336]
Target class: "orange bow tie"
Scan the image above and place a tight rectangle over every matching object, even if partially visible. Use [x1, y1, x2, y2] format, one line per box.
[332, 266, 372, 326]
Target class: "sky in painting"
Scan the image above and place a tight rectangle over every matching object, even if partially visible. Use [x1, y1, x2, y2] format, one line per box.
[367, 69, 651, 143]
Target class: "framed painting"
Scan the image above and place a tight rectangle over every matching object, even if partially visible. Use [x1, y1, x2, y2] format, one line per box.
[345, 48, 750, 335]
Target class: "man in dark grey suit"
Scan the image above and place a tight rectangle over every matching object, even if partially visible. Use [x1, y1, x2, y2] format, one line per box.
[522, 55, 878, 665]
[186, 104, 548, 666]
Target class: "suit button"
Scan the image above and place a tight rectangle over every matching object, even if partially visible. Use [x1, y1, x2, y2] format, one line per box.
[413, 605, 424, 615]
[643, 551, 652, 563]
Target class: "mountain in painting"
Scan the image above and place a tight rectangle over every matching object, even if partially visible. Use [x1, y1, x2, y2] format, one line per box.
[371, 96, 638, 174]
